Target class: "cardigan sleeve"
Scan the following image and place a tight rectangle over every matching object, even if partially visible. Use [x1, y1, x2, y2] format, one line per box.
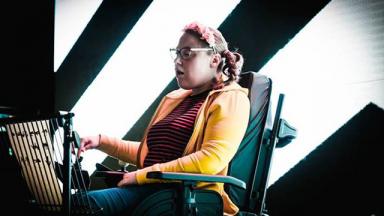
[95, 94, 171, 165]
[97, 135, 141, 165]
[135, 90, 250, 184]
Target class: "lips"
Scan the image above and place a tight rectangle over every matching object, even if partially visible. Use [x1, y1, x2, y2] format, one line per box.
[175, 69, 184, 76]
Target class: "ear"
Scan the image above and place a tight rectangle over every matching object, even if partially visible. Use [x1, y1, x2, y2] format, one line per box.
[210, 54, 222, 68]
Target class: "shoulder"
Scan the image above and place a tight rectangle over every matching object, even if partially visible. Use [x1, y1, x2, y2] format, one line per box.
[213, 82, 249, 103]
[208, 82, 250, 114]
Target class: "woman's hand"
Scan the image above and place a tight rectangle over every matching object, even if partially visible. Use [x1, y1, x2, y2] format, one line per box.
[117, 171, 138, 187]
[77, 135, 101, 157]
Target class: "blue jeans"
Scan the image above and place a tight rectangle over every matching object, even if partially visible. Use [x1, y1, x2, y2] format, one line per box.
[74, 184, 176, 216]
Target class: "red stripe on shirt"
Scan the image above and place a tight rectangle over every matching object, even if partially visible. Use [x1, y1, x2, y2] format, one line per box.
[143, 90, 209, 167]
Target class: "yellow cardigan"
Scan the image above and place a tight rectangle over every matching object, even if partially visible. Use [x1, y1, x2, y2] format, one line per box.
[98, 82, 250, 215]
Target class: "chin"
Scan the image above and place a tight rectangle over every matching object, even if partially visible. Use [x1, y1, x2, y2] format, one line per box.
[178, 84, 192, 90]
[176, 80, 192, 90]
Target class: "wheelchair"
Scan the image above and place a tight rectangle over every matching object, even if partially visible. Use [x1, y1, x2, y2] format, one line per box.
[92, 71, 297, 216]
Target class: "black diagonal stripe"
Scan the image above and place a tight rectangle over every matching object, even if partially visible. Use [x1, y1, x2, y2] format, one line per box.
[55, 0, 153, 111]
[219, 0, 330, 72]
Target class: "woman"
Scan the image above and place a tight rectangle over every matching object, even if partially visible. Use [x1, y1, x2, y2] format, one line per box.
[79, 21, 250, 215]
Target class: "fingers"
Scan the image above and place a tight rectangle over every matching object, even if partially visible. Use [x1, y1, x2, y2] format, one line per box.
[71, 138, 84, 156]
[76, 137, 91, 158]
[76, 147, 84, 158]
[117, 172, 129, 187]
[74, 135, 99, 158]
[117, 172, 137, 187]
[117, 179, 126, 187]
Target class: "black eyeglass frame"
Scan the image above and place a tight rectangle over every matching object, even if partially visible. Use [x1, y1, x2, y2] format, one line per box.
[169, 47, 215, 60]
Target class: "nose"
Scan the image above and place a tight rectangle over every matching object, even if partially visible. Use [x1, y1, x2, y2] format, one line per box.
[174, 56, 182, 65]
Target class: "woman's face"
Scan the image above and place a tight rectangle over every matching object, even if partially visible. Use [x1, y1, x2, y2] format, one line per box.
[174, 32, 217, 93]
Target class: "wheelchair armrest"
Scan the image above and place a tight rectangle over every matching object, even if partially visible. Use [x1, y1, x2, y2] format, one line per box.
[95, 162, 114, 172]
[147, 171, 246, 190]
[94, 170, 126, 177]
[93, 171, 126, 187]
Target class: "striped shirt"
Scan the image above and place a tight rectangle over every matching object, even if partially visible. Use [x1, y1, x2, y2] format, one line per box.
[143, 90, 209, 167]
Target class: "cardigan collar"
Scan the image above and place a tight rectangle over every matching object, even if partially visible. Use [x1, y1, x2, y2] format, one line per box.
[165, 81, 248, 99]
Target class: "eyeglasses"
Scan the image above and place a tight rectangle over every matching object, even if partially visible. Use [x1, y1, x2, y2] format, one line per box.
[169, 47, 214, 60]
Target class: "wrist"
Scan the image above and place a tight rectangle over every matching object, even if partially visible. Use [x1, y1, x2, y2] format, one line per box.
[133, 171, 138, 184]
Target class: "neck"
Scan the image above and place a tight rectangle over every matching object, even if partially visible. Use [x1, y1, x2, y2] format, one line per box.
[191, 82, 212, 96]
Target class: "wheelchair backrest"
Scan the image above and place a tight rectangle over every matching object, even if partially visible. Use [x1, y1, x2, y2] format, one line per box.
[225, 71, 272, 212]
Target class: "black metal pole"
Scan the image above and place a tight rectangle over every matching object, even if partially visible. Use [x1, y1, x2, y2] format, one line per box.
[256, 94, 284, 216]
[62, 113, 74, 216]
